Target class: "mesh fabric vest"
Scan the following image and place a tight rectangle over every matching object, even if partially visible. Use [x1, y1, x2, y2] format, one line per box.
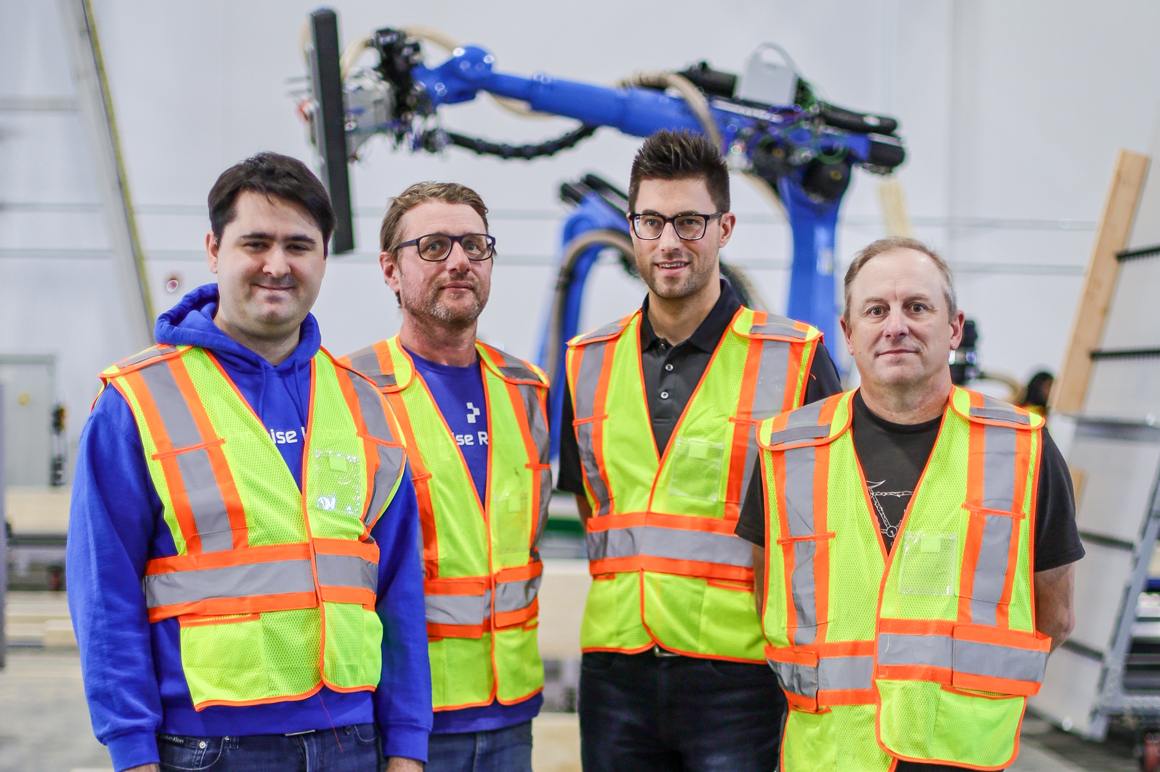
[758, 388, 1050, 771]
[341, 336, 550, 711]
[100, 344, 407, 710]
[566, 306, 821, 661]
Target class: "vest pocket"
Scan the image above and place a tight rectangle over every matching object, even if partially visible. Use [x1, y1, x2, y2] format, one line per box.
[310, 449, 365, 517]
[898, 532, 957, 597]
[668, 436, 725, 503]
[493, 491, 530, 561]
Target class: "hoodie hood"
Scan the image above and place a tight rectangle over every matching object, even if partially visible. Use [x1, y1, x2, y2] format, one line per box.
[155, 283, 321, 375]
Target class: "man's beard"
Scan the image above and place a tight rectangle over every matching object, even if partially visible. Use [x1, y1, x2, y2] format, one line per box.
[399, 269, 487, 328]
[641, 252, 716, 300]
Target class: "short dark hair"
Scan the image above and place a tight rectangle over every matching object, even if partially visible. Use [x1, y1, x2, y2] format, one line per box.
[208, 152, 336, 254]
[628, 130, 730, 213]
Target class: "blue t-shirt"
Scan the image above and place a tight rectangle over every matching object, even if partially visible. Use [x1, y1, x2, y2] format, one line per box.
[408, 348, 543, 734]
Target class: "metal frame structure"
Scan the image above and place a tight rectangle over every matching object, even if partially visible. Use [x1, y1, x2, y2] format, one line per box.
[1030, 243, 1160, 740]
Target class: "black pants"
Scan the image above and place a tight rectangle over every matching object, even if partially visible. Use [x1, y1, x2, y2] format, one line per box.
[579, 650, 787, 772]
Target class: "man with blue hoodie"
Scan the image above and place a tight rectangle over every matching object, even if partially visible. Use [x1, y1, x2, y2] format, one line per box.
[67, 153, 431, 772]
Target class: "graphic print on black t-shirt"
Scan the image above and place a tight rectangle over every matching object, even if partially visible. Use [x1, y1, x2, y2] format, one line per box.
[850, 391, 941, 553]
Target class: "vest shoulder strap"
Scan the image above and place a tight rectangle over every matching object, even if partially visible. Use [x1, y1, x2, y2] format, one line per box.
[478, 343, 548, 387]
[759, 392, 851, 450]
[340, 338, 414, 393]
[100, 344, 187, 379]
[568, 312, 636, 348]
[951, 388, 1045, 431]
[733, 310, 822, 343]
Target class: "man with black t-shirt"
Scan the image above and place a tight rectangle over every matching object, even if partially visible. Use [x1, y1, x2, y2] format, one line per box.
[556, 130, 844, 772]
[735, 237, 1081, 771]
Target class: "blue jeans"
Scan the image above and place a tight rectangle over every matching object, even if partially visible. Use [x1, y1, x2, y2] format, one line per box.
[157, 725, 382, 772]
[426, 720, 533, 772]
[579, 651, 787, 772]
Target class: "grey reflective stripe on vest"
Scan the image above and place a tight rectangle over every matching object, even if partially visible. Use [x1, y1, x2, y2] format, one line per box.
[586, 524, 753, 568]
[969, 406, 1030, 425]
[749, 316, 807, 339]
[118, 344, 178, 369]
[495, 573, 542, 613]
[876, 632, 954, 669]
[971, 412, 1020, 625]
[768, 655, 874, 698]
[499, 365, 540, 381]
[778, 400, 827, 645]
[572, 339, 613, 516]
[575, 320, 625, 344]
[767, 424, 830, 446]
[425, 589, 492, 626]
[340, 369, 406, 527]
[347, 346, 397, 390]
[521, 382, 552, 555]
[315, 553, 378, 594]
[738, 336, 793, 514]
[138, 361, 235, 554]
[144, 558, 315, 608]
[954, 638, 1047, 684]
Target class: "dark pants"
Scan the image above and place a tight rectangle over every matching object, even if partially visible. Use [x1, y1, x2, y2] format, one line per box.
[579, 650, 787, 772]
[157, 725, 382, 772]
[427, 720, 534, 772]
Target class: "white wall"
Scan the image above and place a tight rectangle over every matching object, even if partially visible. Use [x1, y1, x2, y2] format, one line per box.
[3, 0, 1160, 456]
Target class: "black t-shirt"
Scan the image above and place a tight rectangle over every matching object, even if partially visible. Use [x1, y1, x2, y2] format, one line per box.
[556, 282, 843, 495]
[734, 390, 1085, 572]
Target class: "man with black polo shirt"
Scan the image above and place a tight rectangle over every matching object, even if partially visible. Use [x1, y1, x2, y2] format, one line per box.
[737, 237, 1081, 771]
[556, 129, 843, 772]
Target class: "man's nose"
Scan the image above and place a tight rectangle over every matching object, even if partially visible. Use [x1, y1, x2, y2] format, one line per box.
[883, 306, 909, 337]
[263, 246, 292, 276]
[657, 221, 684, 251]
[445, 241, 473, 272]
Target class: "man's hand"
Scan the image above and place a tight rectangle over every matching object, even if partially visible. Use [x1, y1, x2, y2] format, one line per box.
[386, 757, 424, 771]
[1035, 563, 1076, 652]
[121, 765, 159, 772]
[574, 494, 592, 529]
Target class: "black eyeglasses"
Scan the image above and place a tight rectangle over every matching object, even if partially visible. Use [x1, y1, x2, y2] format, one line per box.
[395, 233, 496, 262]
[628, 212, 724, 241]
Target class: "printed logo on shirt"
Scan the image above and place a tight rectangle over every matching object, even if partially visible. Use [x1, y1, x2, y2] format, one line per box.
[269, 427, 306, 445]
[466, 402, 481, 424]
[456, 431, 489, 447]
[866, 479, 911, 541]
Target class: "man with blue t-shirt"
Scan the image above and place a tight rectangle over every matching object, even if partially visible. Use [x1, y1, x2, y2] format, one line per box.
[343, 182, 552, 772]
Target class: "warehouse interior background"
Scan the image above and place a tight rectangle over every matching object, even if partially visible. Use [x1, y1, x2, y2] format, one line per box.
[4, 0, 1160, 770]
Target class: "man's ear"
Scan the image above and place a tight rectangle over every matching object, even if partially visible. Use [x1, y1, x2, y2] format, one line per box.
[839, 315, 856, 357]
[948, 308, 966, 350]
[381, 252, 401, 292]
[206, 231, 220, 274]
[717, 212, 736, 249]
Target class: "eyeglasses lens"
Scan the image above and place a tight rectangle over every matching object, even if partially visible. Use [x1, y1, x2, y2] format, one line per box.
[416, 234, 493, 261]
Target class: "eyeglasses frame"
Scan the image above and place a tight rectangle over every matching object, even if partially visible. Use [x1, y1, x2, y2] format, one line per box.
[627, 211, 726, 241]
[394, 232, 497, 262]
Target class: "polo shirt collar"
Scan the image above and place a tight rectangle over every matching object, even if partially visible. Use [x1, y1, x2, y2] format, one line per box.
[639, 278, 741, 353]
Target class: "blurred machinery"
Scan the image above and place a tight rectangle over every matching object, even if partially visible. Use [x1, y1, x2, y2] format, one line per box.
[296, 8, 905, 353]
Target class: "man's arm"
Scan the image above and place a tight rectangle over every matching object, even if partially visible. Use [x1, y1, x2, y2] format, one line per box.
[66, 389, 165, 772]
[370, 464, 433, 765]
[1035, 563, 1076, 652]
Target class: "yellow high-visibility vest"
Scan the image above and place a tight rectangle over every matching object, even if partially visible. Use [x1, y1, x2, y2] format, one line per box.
[758, 388, 1050, 770]
[567, 306, 821, 661]
[101, 344, 406, 709]
[342, 337, 550, 710]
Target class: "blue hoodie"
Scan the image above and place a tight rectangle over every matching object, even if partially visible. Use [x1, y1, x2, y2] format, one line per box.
[67, 285, 431, 771]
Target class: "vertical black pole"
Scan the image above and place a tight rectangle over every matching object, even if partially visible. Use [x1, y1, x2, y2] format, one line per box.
[310, 8, 355, 254]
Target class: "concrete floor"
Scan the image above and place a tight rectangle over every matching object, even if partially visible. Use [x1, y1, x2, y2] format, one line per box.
[0, 648, 1141, 772]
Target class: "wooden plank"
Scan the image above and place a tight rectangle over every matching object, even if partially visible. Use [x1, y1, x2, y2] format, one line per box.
[877, 177, 914, 237]
[1051, 150, 1149, 414]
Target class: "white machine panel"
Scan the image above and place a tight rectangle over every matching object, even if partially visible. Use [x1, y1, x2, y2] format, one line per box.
[1070, 428, 1160, 543]
[1085, 357, 1160, 422]
[1029, 646, 1104, 736]
[1102, 257, 1160, 350]
[1069, 538, 1134, 654]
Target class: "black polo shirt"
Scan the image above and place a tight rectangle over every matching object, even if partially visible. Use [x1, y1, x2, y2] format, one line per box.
[556, 280, 842, 496]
